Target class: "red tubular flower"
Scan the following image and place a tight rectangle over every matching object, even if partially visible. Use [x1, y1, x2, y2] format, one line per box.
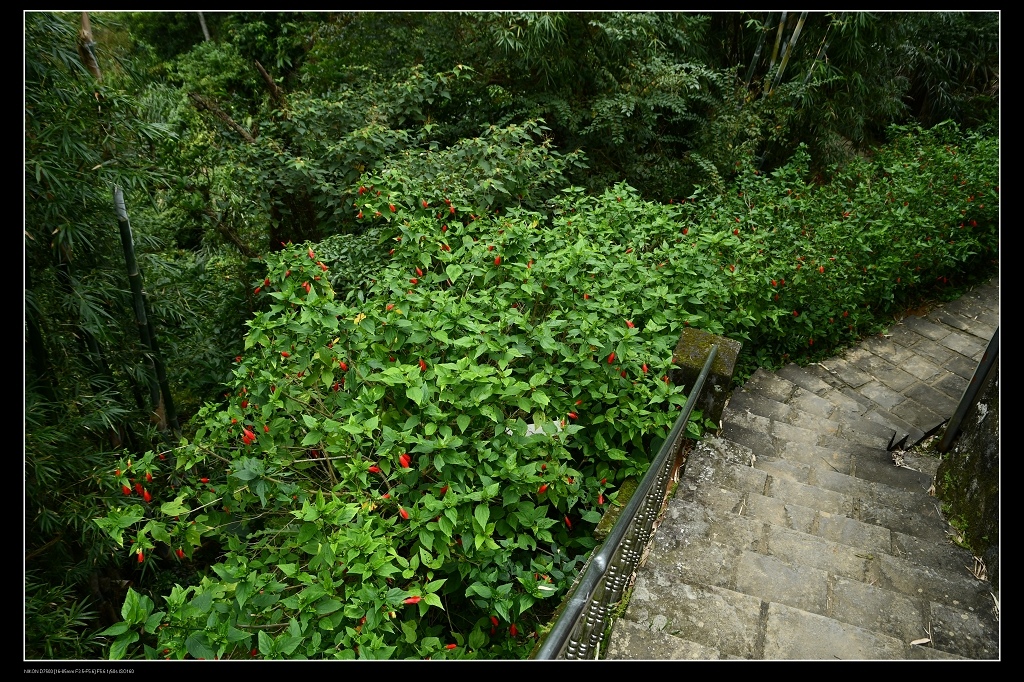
[682, 228, 688, 235]
[565, 516, 572, 529]
[143, 489, 152, 503]
[598, 494, 605, 505]
[368, 465, 381, 474]
[399, 453, 412, 469]
[146, 472, 153, 483]
[241, 399, 248, 409]
[359, 186, 366, 195]
[122, 485, 132, 496]
[403, 595, 421, 604]
[510, 624, 518, 637]
[263, 424, 270, 433]
[642, 363, 649, 374]
[441, 243, 451, 252]
[281, 351, 290, 358]
[733, 229, 740, 236]
[625, 320, 635, 329]
[450, 206, 455, 215]
[134, 482, 144, 495]
[339, 360, 348, 371]
[254, 286, 261, 295]
[422, 200, 428, 209]
[441, 224, 448, 232]
[303, 281, 311, 294]
[410, 277, 418, 285]
[494, 256, 501, 266]
[446, 644, 457, 650]
[176, 548, 185, 559]
[567, 412, 577, 420]
[200, 477, 210, 484]
[440, 485, 449, 496]
[389, 204, 396, 212]
[793, 310, 799, 317]
[819, 265, 825, 273]
[137, 550, 144, 563]
[416, 267, 424, 277]
[319, 262, 328, 272]
[490, 616, 499, 627]
[419, 358, 427, 372]
[399, 507, 410, 520]
[607, 352, 616, 364]
[538, 484, 548, 494]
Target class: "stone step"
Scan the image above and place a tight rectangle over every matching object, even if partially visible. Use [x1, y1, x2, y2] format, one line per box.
[605, 618, 728, 660]
[641, 489, 996, 657]
[682, 439, 993, 611]
[719, 410, 939, 496]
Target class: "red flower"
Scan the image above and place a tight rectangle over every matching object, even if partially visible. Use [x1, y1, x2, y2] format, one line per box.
[733, 229, 739, 236]
[422, 200, 428, 209]
[281, 351, 290, 358]
[440, 485, 449, 496]
[241, 399, 248, 409]
[137, 550, 144, 563]
[446, 644, 457, 650]
[729, 264, 735, 272]
[410, 277, 418, 285]
[792, 310, 799, 317]
[200, 477, 210, 484]
[598, 494, 605, 505]
[399, 453, 412, 469]
[621, 370, 627, 378]
[510, 624, 518, 637]
[303, 281, 311, 294]
[368, 465, 381, 474]
[146, 471, 153, 483]
[441, 243, 451, 251]
[771, 279, 777, 287]
[442, 224, 448, 232]
[490, 616, 499, 626]
[285, 270, 291, 277]
[242, 428, 256, 445]
[494, 256, 501, 266]
[607, 352, 616, 364]
[567, 412, 577, 420]
[122, 485, 131, 496]
[143, 489, 152, 503]
[538, 484, 548, 494]
[819, 265, 825, 274]
[308, 248, 315, 260]
[357, 211, 363, 219]
[641, 363, 648, 374]
[399, 507, 410, 520]
[319, 262, 328, 272]
[176, 548, 185, 559]
[625, 320, 634, 329]
[419, 358, 428, 372]
[254, 286, 261, 295]
[403, 595, 421, 604]
[263, 424, 270, 433]
[450, 206, 455, 214]
[416, 267, 424, 277]
[389, 204, 396, 212]
[134, 482, 144, 495]
[625, 247, 633, 254]
[565, 516, 572, 529]
[359, 186, 366, 195]
[339, 360, 348, 371]
[682, 228, 688, 235]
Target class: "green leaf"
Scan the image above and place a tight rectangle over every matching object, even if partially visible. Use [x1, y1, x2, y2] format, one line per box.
[445, 263, 464, 283]
[474, 503, 490, 530]
[159, 495, 191, 517]
[456, 414, 471, 433]
[407, 384, 424, 405]
[108, 632, 138, 660]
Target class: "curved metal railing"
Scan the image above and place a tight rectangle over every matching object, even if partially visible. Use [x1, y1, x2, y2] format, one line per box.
[534, 344, 719, 659]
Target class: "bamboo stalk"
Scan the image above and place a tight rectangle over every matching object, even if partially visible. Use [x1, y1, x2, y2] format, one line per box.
[113, 186, 179, 436]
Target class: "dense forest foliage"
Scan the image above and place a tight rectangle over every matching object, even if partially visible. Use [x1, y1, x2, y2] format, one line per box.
[24, 11, 998, 660]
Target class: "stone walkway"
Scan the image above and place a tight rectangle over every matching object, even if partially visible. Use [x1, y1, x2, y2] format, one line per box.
[605, 278, 999, 660]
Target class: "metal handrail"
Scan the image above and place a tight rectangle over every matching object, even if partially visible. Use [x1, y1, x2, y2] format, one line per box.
[937, 326, 999, 453]
[534, 345, 719, 659]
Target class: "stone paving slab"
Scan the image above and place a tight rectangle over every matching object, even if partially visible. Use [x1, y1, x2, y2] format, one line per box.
[901, 316, 953, 342]
[606, 618, 722, 660]
[762, 602, 906, 660]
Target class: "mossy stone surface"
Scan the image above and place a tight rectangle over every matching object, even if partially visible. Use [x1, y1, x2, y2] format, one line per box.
[670, 328, 742, 427]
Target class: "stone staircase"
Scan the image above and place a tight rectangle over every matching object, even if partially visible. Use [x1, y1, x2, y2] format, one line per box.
[605, 279, 999, 660]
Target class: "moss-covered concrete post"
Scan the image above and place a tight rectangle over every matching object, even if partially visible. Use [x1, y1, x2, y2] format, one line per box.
[669, 328, 741, 429]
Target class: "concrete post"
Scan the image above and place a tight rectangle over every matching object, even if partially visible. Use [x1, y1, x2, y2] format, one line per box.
[669, 328, 742, 429]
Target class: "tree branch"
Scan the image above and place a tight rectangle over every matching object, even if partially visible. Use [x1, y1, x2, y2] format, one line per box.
[188, 92, 256, 143]
[204, 208, 259, 259]
[254, 60, 287, 111]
